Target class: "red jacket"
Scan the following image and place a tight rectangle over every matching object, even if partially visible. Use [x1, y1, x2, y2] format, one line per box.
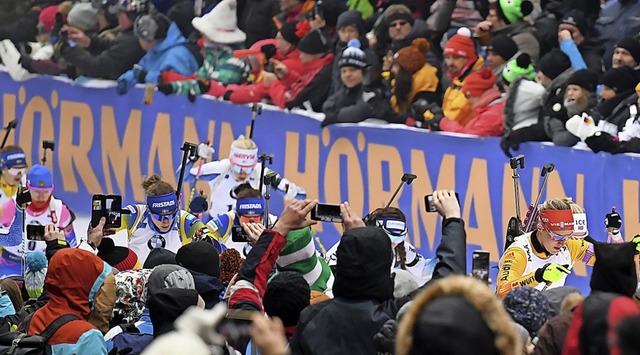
[220, 48, 306, 103]
[439, 86, 505, 136]
[267, 53, 334, 111]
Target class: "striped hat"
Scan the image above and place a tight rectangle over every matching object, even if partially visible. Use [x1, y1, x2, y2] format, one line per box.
[276, 227, 333, 292]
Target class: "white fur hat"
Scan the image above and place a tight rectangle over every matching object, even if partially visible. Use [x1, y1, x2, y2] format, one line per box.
[191, 0, 246, 44]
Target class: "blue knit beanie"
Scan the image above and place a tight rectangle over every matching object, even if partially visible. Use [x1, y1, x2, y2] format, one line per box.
[503, 287, 552, 335]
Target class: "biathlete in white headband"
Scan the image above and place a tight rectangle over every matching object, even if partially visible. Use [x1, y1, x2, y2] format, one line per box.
[184, 135, 306, 218]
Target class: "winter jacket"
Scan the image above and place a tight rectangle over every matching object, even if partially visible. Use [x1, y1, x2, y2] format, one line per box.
[531, 311, 574, 355]
[272, 0, 315, 29]
[559, 39, 587, 72]
[190, 270, 225, 309]
[576, 38, 605, 75]
[290, 218, 467, 355]
[491, 21, 540, 65]
[595, 0, 640, 69]
[267, 53, 334, 112]
[0, 9, 39, 44]
[440, 86, 505, 136]
[0, 39, 53, 81]
[442, 57, 485, 127]
[390, 63, 441, 114]
[503, 78, 545, 135]
[117, 22, 199, 93]
[542, 90, 597, 147]
[593, 92, 638, 136]
[215, 47, 305, 103]
[321, 83, 394, 127]
[238, 0, 280, 46]
[27, 249, 112, 355]
[61, 28, 145, 80]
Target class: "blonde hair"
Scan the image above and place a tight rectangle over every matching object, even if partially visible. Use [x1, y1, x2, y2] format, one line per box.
[231, 135, 258, 150]
[539, 198, 573, 212]
[141, 174, 174, 196]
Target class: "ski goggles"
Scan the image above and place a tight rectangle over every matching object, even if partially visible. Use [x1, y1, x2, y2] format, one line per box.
[542, 224, 572, 242]
[376, 218, 408, 244]
[231, 165, 254, 175]
[150, 211, 177, 222]
[8, 167, 27, 176]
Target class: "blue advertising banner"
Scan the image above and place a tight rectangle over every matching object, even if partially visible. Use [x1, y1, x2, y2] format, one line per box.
[1, 71, 640, 293]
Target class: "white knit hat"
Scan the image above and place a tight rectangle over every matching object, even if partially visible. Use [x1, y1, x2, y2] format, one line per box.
[191, 0, 246, 44]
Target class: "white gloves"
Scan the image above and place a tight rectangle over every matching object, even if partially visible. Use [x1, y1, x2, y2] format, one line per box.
[566, 113, 599, 142]
[197, 143, 215, 160]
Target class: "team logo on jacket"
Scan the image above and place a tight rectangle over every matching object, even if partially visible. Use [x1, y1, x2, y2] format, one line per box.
[148, 235, 166, 249]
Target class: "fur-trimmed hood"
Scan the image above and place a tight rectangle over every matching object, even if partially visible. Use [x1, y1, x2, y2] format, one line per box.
[396, 276, 521, 355]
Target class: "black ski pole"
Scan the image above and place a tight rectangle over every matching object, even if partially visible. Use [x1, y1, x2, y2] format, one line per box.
[0, 120, 18, 149]
[176, 142, 198, 201]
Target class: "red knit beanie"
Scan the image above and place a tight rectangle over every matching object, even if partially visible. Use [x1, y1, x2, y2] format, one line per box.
[395, 38, 430, 73]
[462, 67, 496, 97]
[38, 5, 59, 32]
[444, 28, 477, 63]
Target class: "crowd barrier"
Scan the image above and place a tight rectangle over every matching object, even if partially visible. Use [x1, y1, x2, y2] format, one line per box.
[2, 71, 640, 293]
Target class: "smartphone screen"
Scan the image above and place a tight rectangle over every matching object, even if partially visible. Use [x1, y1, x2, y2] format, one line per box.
[472, 251, 490, 282]
[26, 225, 45, 241]
[310, 204, 343, 223]
[91, 195, 104, 228]
[231, 225, 251, 243]
[104, 195, 122, 229]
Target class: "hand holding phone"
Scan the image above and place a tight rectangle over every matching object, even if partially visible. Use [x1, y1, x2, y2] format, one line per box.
[91, 195, 124, 229]
[310, 203, 343, 223]
[424, 191, 460, 219]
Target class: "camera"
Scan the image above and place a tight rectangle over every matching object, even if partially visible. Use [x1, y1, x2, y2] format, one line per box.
[310, 203, 342, 223]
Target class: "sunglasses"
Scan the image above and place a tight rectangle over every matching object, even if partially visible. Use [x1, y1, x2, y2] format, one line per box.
[389, 21, 408, 28]
[150, 211, 177, 222]
[232, 166, 254, 174]
[542, 224, 571, 242]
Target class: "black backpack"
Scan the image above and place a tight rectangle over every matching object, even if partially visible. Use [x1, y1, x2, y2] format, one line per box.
[0, 314, 79, 355]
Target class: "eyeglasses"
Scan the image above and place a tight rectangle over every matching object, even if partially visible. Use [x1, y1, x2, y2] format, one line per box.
[232, 166, 254, 175]
[389, 21, 408, 28]
[150, 211, 177, 222]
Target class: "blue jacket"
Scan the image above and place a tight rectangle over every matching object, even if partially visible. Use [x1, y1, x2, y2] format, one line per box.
[117, 22, 199, 94]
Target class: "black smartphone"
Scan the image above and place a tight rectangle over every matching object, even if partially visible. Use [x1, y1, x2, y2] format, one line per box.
[424, 192, 460, 213]
[310, 203, 343, 223]
[92, 194, 123, 229]
[216, 309, 256, 344]
[263, 61, 275, 73]
[26, 225, 45, 241]
[231, 225, 251, 243]
[471, 250, 490, 283]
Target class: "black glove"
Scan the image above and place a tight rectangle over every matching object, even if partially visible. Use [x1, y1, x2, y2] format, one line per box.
[223, 90, 234, 101]
[500, 135, 517, 158]
[16, 189, 31, 206]
[605, 207, 622, 230]
[189, 195, 209, 214]
[373, 319, 398, 354]
[19, 56, 34, 72]
[157, 83, 175, 95]
[260, 44, 277, 60]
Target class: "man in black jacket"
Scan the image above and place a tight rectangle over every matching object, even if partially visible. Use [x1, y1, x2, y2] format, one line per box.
[291, 190, 467, 354]
[59, 0, 146, 80]
[237, 0, 279, 47]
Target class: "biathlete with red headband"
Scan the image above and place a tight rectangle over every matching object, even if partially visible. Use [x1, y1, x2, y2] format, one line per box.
[497, 198, 596, 299]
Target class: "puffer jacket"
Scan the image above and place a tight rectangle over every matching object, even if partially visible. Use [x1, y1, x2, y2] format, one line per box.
[440, 86, 505, 136]
[502, 77, 546, 135]
[442, 57, 485, 127]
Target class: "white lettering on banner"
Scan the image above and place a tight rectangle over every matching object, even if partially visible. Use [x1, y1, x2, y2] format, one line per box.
[239, 203, 262, 209]
[152, 201, 176, 208]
